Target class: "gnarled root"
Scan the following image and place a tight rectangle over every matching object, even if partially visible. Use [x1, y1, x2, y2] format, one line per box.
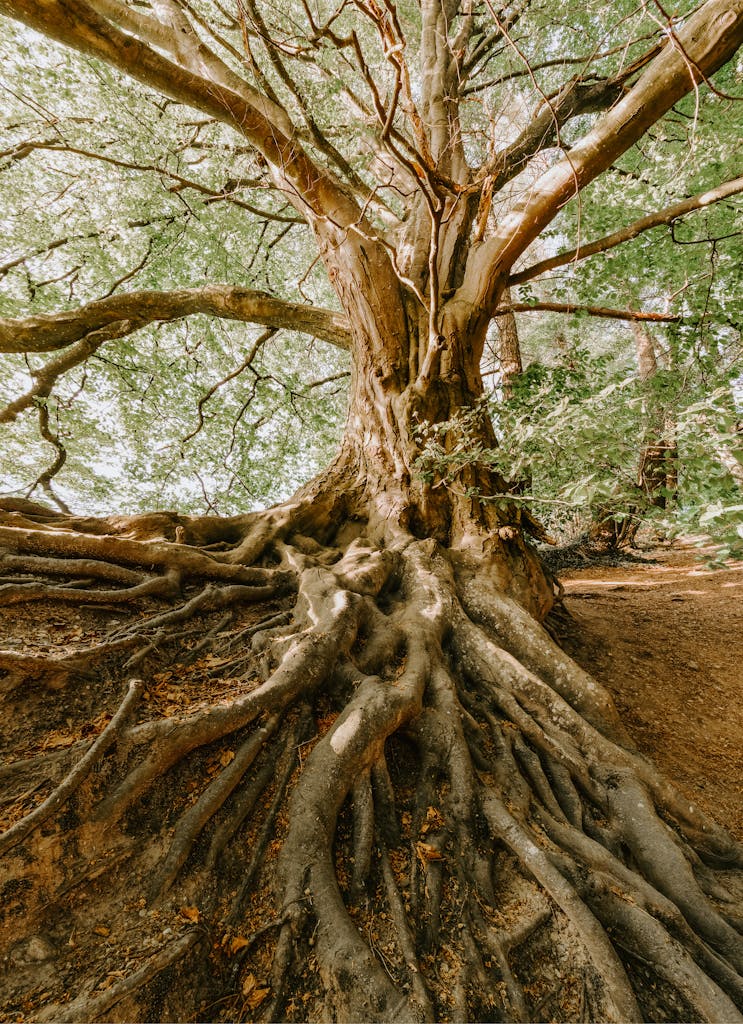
[0, 502, 741, 1023]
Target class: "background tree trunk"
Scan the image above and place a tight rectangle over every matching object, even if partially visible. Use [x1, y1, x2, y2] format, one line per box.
[494, 290, 524, 402]
[633, 322, 678, 516]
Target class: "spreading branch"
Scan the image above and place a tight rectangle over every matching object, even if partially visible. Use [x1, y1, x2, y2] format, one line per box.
[0, 0, 360, 227]
[494, 302, 681, 323]
[452, 0, 743, 326]
[510, 175, 743, 285]
[0, 323, 134, 425]
[0, 285, 351, 354]
[482, 63, 650, 193]
[5, 139, 302, 223]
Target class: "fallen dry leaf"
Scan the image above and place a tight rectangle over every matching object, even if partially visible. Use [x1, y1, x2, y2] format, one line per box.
[93, 926, 110, 937]
[41, 732, 77, 751]
[247, 986, 270, 1010]
[242, 972, 270, 1009]
[415, 840, 444, 864]
[179, 906, 200, 923]
[219, 749, 235, 767]
[230, 936, 251, 955]
[424, 806, 445, 828]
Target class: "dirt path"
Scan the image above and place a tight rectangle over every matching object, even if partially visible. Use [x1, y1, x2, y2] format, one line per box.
[557, 542, 743, 839]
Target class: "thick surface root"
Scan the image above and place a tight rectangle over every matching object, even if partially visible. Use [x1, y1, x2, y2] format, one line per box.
[0, 498, 741, 1023]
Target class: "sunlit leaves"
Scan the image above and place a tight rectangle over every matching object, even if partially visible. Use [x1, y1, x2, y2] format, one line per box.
[0, 0, 740, 519]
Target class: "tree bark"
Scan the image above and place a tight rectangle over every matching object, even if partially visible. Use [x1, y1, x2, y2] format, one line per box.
[493, 289, 523, 401]
[1, 2, 743, 1021]
[2, 309, 742, 1022]
[633, 323, 678, 515]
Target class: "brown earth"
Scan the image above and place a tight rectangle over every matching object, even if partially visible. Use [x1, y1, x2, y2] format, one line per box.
[1, 538, 741, 1022]
[557, 541, 743, 841]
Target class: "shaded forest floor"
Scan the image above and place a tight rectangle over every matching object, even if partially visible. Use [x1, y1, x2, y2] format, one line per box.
[557, 540, 743, 840]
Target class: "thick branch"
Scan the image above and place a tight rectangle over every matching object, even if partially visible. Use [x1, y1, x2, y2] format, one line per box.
[0, 0, 359, 225]
[511, 175, 743, 285]
[485, 76, 629, 192]
[453, 0, 743, 325]
[0, 323, 130, 424]
[0, 286, 351, 354]
[90, 0, 294, 136]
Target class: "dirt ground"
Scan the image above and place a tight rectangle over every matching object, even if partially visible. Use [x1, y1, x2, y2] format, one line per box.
[0, 537, 741, 1023]
[557, 540, 743, 840]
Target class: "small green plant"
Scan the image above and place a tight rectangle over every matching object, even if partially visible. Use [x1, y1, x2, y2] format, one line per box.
[415, 350, 743, 559]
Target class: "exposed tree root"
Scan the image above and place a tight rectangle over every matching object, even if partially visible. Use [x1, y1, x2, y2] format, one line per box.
[0, 500, 741, 1024]
[0, 679, 144, 858]
[0, 650, 96, 693]
[33, 931, 204, 1024]
[151, 712, 283, 900]
[0, 572, 181, 607]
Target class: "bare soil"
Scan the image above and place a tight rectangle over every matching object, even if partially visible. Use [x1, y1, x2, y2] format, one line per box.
[557, 540, 743, 840]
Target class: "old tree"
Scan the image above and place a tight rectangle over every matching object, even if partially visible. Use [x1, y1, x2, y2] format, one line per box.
[1, 0, 743, 1020]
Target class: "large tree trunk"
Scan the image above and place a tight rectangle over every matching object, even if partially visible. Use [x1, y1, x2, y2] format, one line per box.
[2, 0, 743, 1017]
[2, 304, 743, 1024]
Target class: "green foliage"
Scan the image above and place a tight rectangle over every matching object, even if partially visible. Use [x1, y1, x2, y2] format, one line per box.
[0, 2, 740, 526]
[0, 19, 348, 514]
[669, 386, 743, 562]
[0, 321, 348, 514]
[417, 335, 743, 559]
